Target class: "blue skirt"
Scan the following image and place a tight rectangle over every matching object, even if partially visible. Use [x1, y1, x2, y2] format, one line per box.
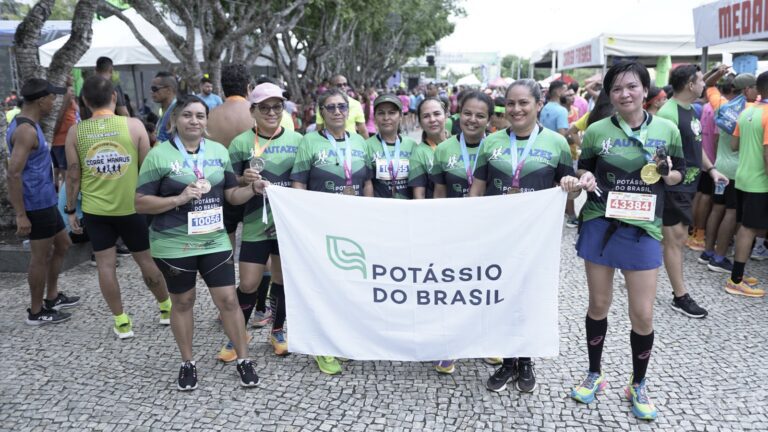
[576, 217, 662, 271]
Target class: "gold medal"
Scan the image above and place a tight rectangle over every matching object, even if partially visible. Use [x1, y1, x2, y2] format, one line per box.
[506, 187, 521, 195]
[196, 179, 211, 194]
[640, 163, 661, 184]
[342, 186, 356, 195]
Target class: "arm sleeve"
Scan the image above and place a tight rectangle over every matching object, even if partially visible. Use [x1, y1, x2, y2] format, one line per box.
[289, 138, 313, 184]
[578, 127, 597, 173]
[222, 155, 238, 190]
[557, 108, 569, 130]
[554, 137, 575, 182]
[574, 112, 589, 132]
[228, 137, 248, 176]
[136, 149, 164, 196]
[472, 146, 489, 181]
[705, 87, 726, 111]
[429, 146, 447, 185]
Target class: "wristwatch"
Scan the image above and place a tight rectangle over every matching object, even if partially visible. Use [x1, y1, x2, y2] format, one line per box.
[63, 205, 76, 215]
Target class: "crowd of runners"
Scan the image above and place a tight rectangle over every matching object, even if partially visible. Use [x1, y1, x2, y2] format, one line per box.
[6, 55, 768, 421]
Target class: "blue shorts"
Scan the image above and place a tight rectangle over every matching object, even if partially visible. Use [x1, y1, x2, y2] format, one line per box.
[576, 217, 662, 271]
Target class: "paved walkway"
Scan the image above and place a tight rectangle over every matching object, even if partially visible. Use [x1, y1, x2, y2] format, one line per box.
[2, 224, 767, 431]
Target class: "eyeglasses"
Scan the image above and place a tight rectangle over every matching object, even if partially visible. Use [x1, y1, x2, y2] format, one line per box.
[255, 103, 284, 115]
[150, 85, 168, 93]
[322, 103, 349, 113]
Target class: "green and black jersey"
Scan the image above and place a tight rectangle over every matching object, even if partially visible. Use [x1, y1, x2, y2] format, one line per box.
[137, 139, 237, 258]
[364, 134, 417, 199]
[290, 131, 372, 195]
[408, 141, 438, 198]
[229, 127, 302, 242]
[429, 135, 484, 198]
[656, 98, 702, 192]
[578, 115, 686, 240]
[474, 127, 573, 195]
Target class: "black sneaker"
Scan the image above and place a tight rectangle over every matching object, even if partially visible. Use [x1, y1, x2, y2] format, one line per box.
[707, 256, 733, 274]
[26, 308, 72, 326]
[44, 292, 81, 310]
[115, 244, 131, 257]
[486, 361, 518, 392]
[177, 361, 198, 391]
[237, 360, 259, 387]
[670, 293, 708, 318]
[516, 359, 537, 392]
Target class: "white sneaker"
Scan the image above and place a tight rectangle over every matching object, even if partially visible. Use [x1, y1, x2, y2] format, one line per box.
[751, 244, 768, 261]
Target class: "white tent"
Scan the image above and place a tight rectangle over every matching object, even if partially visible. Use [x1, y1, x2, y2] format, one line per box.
[455, 74, 481, 87]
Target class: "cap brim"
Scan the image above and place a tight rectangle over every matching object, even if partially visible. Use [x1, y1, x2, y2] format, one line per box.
[48, 84, 66, 95]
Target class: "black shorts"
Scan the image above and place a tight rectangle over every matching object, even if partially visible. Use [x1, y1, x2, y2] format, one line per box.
[27, 205, 65, 240]
[697, 172, 714, 195]
[239, 240, 280, 265]
[83, 213, 150, 253]
[736, 190, 768, 230]
[154, 250, 235, 294]
[663, 191, 694, 227]
[712, 180, 737, 210]
[223, 202, 245, 234]
[50, 146, 67, 170]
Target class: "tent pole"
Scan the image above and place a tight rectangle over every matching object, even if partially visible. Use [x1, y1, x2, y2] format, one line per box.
[701, 47, 709, 71]
[131, 65, 139, 115]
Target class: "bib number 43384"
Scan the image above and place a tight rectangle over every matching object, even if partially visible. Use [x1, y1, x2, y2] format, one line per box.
[605, 192, 656, 222]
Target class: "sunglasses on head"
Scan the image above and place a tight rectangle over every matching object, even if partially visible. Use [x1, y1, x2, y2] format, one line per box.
[323, 103, 349, 113]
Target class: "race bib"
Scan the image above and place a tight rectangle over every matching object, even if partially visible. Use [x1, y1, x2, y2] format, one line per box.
[188, 207, 224, 235]
[605, 192, 656, 221]
[375, 158, 410, 181]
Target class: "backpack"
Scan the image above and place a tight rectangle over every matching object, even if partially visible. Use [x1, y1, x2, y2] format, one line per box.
[715, 94, 746, 134]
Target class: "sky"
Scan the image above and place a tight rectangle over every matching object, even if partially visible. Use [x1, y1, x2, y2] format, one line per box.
[438, 0, 713, 58]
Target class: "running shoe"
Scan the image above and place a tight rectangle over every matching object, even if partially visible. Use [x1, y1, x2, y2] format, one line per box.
[433, 360, 456, 374]
[177, 361, 198, 391]
[725, 278, 766, 298]
[217, 334, 253, 363]
[43, 292, 80, 310]
[686, 234, 705, 251]
[743, 276, 759, 287]
[669, 294, 708, 318]
[25, 308, 71, 326]
[483, 357, 502, 365]
[486, 362, 518, 392]
[236, 360, 259, 387]
[270, 329, 289, 356]
[113, 314, 134, 339]
[570, 371, 606, 404]
[115, 244, 131, 257]
[707, 257, 733, 273]
[250, 308, 272, 328]
[158, 300, 172, 326]
[315, 356, 342, 375]
[697, 251, 714, 264]
[751, 244, 768, 260]
[625, 375, 658, 420]
[516, 359, 537, 392]
[565, 215, 579, 228]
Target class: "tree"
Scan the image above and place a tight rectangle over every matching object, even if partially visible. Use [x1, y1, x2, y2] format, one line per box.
[500, 55, 531, 80]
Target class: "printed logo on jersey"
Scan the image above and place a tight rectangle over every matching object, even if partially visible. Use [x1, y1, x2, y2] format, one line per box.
[489, 147, 504, 161]
[599, 138, 613, 155]
[691, 118, 702, 141]
[446, 154, 460, 169]
[169, 160, 183, 175]
[314, 150, 331, 166]
[84, 141, 132, 178]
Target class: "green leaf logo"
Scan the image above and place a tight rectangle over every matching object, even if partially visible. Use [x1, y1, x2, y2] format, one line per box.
[326, 235, 367, 279]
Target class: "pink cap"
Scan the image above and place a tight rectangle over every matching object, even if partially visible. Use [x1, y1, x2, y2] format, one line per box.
[248, 83, 285, 104]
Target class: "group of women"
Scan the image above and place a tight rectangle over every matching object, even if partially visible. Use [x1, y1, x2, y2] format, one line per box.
[136, 61, 674, 421]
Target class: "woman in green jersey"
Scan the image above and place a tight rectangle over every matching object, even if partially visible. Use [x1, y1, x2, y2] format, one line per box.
[409, 97, 449, 199]
[469, 79, 583, 393]
[290, 89, 373, 375]
[136, 95, 269, 391]
[571, 61, 686, 420]
[364, 94, 418, 199]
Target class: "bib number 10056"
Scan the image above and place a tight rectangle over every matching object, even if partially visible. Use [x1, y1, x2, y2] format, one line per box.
[188, 207, 224, 235]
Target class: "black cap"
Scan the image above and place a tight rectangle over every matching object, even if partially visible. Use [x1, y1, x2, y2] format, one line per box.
[373, 94, 402, 111]
[20, 78, 66, 101]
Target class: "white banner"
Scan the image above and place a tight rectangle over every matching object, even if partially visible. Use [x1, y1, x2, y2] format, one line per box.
[694, 0, 768, 48]
[267, 186, 567, 361]
[557, 38, 604, 71]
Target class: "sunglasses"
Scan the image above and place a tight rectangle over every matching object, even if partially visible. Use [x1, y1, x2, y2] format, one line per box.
[150, 85, 168, 93]
[323, 103, 349, 113]
[254, 103, 284, 115]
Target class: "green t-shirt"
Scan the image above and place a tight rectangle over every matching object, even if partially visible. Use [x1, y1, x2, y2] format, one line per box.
[656, 98, 702, 192]
[474, 127, 574, 195]
[429, 135, 484, 198]
[137, 139, 238, 258]
[578, 115, 686, 240]
[76, 116, 138, 216]
[408, 141, 438, 198]
[364, 134, 418, 199]
[735, 105, 768, 193]
[715, 129, 739, 180]
[290, 131, 372, 195]
[229, 128, 302, 242]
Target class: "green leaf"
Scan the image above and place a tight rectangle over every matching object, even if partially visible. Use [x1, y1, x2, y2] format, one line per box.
[326, 235, 367, 279]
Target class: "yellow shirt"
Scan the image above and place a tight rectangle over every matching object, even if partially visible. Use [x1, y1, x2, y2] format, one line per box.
[573, 112, 590, 132]
[281, 111, 294, 131]
[316, 97, 365, 134]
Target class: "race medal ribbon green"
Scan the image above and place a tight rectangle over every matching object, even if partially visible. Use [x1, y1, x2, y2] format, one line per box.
[188, 207, 224, 235]
[616, 113, 659, 184]
[508, 124, 540, 192]
[173, 136, 210, 193]
[377, 135, 406, 197]
[604, 191, 657, 221]
[459, 133, 485, 189]
[327, 132, 354, 195]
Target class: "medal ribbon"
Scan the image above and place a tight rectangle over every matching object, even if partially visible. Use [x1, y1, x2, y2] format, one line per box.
[616, 112, 652, 162]
[378, 134, 401, 195]
[173, 135, 205, 179]
[253, 126, 281, 158]
[327, 132, 353, 186]
[459, 133, 485, 186]
[508, 124, 540, 188]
